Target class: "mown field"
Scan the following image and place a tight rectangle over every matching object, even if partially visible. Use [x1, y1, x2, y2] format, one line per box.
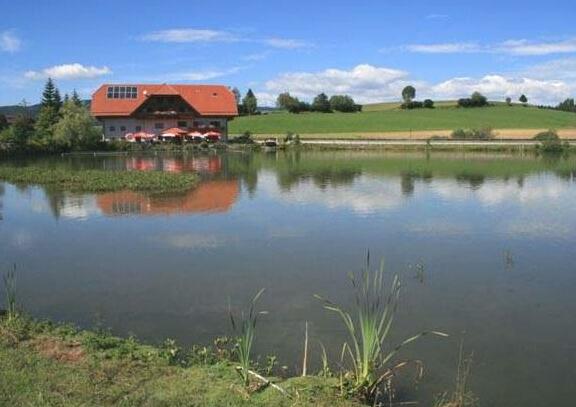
[229, 104, 576, 136]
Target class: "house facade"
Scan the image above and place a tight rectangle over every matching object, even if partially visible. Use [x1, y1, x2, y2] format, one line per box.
[91, 84, 238, 140]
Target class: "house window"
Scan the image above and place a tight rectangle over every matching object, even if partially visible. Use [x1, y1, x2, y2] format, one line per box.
[210, 121, 221, 129]
[135, 126, 142, 132]
[120, 126, 126, 132]
[107, 86, 138, 99]
[177, 121, 187, 128]
[109, 126, 116, 132]
[154, 123, 164, 129]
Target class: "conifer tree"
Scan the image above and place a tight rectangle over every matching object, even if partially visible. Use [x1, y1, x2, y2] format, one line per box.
[71, 89, 83, 107]
[242, 89, 258, 115]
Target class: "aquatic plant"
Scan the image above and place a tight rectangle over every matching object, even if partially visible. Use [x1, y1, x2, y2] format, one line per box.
[315, 254, 448, 401]
[0, 166, 198, 194]
[2, 265, 17, 322]
[229, 288, 267, 387]
[434, 342, 477, 407]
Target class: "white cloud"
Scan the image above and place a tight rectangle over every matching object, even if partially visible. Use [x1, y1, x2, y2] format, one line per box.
[405, 42, 479, 54]
[0, 31, 21, 52]
[263, 64, 411, 104]
[521, 58, 576, 81]
[141, 29, 237, 43]
[404, 38, 576, 56]
[498, 39, 576, 56]
[179, 66, 243, 81]
[140, 29, 312, 50]
[431, 74, 572, 104]
[264, 38, 312, 49]
[259, 63, 574, 106]
[425, 14, 449, 20]
[25, 63, 111, 80]
[242, 52, 270, 62]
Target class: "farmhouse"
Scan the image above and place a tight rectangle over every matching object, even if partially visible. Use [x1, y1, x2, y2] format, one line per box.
[91, 84, 238, 141]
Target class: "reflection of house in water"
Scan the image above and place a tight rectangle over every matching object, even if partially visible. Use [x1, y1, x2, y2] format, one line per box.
[96, 180, 239, 216]
[125, 155, 222, 174]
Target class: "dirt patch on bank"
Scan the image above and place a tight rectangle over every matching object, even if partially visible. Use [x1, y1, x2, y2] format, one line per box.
[31, 336, 86, 363]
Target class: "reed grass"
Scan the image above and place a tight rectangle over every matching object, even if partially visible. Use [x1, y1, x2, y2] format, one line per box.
[434, 342, 477, 407]
[2, 265, 17, 322]
[229, 288, 268, 387]
[315, 254, 448, 401]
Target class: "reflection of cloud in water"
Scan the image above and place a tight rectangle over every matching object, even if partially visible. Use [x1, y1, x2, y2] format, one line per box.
[405, 220, 472, 237]
[502, 222, 573, 239]
[152, 233, 235, 250]
[433, 176, 569, 207]
[60, 195, 100, 220]
[267, 225, 306, 239]
[11, 229, 34, 249]
[262, 173, 405, 214]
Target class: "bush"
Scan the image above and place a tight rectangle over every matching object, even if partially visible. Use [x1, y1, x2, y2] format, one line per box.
[329, 95, 357, 112]
[451, 128, 494, 140]
[400, 101, 424, 110]
[458, 92, 488, 108]
[534, 130, 569, 153]
[229, 131, 254, 144]
[533, 130, 559, 141]
[283, 132, 301, 145]
[423, 99, 435, 108]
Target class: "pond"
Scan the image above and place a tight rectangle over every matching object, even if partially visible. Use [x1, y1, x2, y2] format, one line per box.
[1, 150, 575, 406]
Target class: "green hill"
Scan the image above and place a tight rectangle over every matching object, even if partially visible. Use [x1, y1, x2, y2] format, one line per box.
[230, 104, 576, 136]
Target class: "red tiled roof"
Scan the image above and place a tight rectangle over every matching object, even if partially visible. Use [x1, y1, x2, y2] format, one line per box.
[91, 84, 238, 117]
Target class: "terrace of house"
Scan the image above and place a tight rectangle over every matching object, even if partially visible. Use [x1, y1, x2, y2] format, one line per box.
[102, 95, 228, 138]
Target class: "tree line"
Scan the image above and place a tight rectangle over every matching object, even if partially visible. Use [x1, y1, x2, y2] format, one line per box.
[276, 92, 362, 113]
[0, 78, 101, 153]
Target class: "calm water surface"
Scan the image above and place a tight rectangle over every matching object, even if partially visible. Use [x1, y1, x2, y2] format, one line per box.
[1, 150, 576, 406]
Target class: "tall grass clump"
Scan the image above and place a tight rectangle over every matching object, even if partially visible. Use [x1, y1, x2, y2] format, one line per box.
[229, 288, 267, 387]
[451, 128, 494, 140]
[315, 254, 447, 402]
[2, 264, 17, 322]
[434, 342, 477, 407]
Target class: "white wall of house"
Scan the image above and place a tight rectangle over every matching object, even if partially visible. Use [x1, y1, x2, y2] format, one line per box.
[101, 117, 228, 139]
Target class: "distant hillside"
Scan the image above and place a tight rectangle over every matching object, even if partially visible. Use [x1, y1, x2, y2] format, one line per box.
[0, 100, 91, 118]
[230, 103, 576, 135]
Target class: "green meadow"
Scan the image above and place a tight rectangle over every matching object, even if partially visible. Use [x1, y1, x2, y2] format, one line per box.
[229, 104, 576, 135]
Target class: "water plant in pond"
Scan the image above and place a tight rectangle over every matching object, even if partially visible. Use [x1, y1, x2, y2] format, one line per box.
[229, 288, 268, 387]
[315, 254, 448, 402]
[0, 166, 198, 194]
[2, 264, 17, 322]
[434, 342, 477, 407]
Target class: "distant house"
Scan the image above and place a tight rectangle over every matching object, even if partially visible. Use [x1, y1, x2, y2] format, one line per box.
[90, 84, 238, 140]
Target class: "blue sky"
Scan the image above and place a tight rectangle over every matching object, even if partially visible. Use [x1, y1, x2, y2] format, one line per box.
[1, 0, 575, 106]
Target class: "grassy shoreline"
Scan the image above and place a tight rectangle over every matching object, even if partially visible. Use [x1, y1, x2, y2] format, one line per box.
[0, 316, 357, 406]
[0, 166, 198, 194]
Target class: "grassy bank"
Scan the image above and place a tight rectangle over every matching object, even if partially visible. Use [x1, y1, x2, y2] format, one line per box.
[0, 166, 198, 194]
[230, 105, 576, 135]
[0, 317, 356, 407]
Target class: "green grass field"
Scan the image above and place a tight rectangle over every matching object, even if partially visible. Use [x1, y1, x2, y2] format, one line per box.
[229, 104, 576, 135]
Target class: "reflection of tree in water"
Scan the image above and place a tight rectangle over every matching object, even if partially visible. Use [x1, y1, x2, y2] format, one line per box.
[0, 182, 4, 220]
[276, 168, 362, 191]
[43, 187, 67, 219]
[400, 171, 433, 196]
[455, 173, 485, 189]
[555, 169, 576, 182]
